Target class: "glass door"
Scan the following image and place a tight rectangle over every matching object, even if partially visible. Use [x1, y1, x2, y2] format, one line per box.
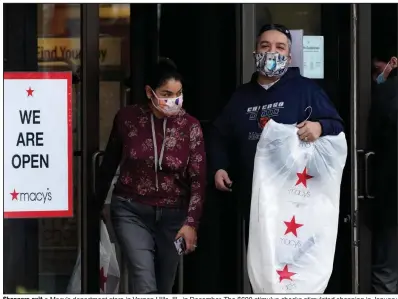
[243, 3, 353, 294]
[92, 3, 131, 294]
[353, 3, 398, 294]
[91, 4, 160, 294]
[3, 3, 102, 294]
[36, 3, 83, 293]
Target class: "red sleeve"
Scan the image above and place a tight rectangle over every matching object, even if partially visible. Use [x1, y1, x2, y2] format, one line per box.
[184, 120, 207, 229]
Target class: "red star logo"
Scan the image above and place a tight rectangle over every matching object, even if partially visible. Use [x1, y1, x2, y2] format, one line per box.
[259, 117, 270, 129]
[10, 189, 19, 201]
[284, 215, 303, 237]
[26, 87, 34, 97]
[295, 167, 313, 188]
[276, 264, 296, 282]
[100, 267, 107, 291]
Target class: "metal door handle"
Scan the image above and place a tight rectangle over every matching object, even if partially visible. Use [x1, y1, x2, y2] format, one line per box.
[356, 149, 365, 199]
[91, 150, 105, 194]
[364, 151, 375, 199]
[123, 88, 130, 107]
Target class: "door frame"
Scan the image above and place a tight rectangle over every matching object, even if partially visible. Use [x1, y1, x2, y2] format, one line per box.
[80, 3, 101, 293]
[351, 3, 373, 294]
[3, 3, 39, 293]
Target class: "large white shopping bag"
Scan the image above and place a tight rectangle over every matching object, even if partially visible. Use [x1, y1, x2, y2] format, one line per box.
[247, 120, 347, 294]
[66, 221, 120, 293]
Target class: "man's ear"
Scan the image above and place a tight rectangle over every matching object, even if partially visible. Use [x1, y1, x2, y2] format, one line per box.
[288, 54, 292, 65]
[390, 56, 398, 68]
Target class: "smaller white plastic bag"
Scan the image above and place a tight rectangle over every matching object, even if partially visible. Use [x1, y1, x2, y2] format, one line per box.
[66, 221, 120, 293]
[100, 220, 120, 293]
[105, 166, 120, 205]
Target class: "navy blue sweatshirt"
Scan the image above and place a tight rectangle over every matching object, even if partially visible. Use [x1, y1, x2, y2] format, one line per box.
[209, 68, 344, 205]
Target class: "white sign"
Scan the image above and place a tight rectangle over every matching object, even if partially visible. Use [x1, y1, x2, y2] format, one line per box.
[303, 36, 324, 79]
[289, 30, 304, 75]
[4, 72, 73, 218]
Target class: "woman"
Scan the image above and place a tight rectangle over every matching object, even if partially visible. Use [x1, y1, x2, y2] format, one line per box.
[96, 58, 206, 294]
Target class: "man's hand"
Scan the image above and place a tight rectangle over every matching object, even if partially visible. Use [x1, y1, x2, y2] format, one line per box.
[215, 169, 232, 192]
[297, 121, 322, 142]
[176, 225, 197, 254]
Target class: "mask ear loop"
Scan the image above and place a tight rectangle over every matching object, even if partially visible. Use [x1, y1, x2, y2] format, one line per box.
[304, 106, 313, 122]
[379, 62, 390, 78]
[150, 88, 161, 110]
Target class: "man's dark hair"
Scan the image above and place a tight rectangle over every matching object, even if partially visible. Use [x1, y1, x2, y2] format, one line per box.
[256, 24, 292, 52]
[257, 23, 292, 42]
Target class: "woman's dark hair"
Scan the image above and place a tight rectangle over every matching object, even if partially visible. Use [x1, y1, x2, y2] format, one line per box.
[146, 57, 183, 90]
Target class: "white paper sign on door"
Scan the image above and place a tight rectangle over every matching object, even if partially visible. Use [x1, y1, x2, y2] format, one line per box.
[289, 29, 304, 75]
[4, 72, 73, 218]
[303, 36, 324, 79]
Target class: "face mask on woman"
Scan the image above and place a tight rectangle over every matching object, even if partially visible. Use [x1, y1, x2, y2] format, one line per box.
[254, 51, 289, 77]
[151, 90, 183, 116]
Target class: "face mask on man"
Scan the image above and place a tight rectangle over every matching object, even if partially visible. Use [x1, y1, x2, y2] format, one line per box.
[254, 52, 289, 77]
[151, 90, 183, 116]
[376, 63, 390, 85]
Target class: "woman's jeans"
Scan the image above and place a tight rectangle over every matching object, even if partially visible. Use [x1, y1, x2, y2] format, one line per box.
[111, 196, 186, 294]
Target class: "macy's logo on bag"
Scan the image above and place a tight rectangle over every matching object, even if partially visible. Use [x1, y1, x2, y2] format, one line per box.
[287, 167, 314, 202]
[10, 188, 52, 204]
[295, 167, 313, 188]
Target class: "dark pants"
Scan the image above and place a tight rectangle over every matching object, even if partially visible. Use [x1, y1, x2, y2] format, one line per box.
[371, 224, 398, 294]
[111, 196, 186, 294]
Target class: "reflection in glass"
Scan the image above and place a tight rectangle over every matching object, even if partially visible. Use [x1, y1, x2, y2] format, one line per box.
[255, 4, 321, 36]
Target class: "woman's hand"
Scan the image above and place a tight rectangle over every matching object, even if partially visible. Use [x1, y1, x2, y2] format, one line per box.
[297, 121, 322, 142]
[176, 225, 197, 254]
[101, 206, 109, 223]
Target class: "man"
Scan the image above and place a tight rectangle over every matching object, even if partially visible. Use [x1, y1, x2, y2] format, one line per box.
[208, 24, 344, 240]
[369, 51, 398, 294]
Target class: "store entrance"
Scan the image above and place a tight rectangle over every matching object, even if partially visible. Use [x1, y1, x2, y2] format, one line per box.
[4, 3, 397, 295]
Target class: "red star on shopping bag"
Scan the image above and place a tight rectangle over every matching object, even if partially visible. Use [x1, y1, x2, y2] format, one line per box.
[284, 215, 303, 237]
[295, 167, 313, 188]
[100, 267, 107, 291]
[276, 265, 296, 282]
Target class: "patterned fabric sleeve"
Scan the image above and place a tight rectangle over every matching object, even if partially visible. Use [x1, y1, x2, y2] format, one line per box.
[184, 121, 207, 229]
